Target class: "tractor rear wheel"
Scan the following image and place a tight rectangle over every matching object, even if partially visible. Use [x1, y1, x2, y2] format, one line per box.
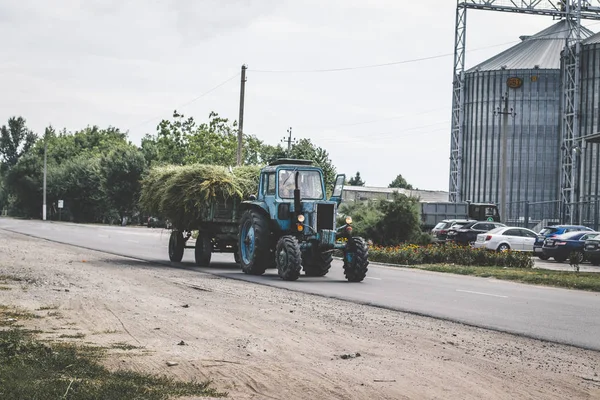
[276, 235, 302, 281]
[343, 237, 369, 282]
[238, 210, 270, 275]
[194, 232, 212, 267]
[168, 231, 185, 262]
[302, 248, 333, 277]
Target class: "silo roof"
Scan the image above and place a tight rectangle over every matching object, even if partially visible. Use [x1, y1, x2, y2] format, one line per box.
[468, 21, 594, 72]
[583, 31, 600, 45]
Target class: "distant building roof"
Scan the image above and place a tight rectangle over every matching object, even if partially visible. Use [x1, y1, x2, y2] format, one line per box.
[468, 20, 594, 72]
[583, 30, 600, 45]
[342, 185, 449, 202]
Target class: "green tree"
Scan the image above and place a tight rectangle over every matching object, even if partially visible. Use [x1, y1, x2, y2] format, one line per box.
[4, 123, 130, 219]
[373, 192, 421, 245]
[4, 153, 43, 217]
[101, 145, 146, 220]
[144, 111, 274, 167]
[0, 116, 37, 171]
[338, 192, 421, 246]
[48, 156, 107, 223]
[348, 171, 365, 186]
[388, 174, 413, 190]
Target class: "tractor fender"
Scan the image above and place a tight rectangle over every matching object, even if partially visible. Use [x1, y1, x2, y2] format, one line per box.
[239, 201, 282, 236]
[240, 201, 269, 216]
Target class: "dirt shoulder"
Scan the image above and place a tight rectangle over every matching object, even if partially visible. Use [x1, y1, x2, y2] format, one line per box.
[1, 230, 599, 400]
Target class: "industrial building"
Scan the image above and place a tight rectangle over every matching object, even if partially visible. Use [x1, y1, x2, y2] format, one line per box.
[449, 2, 600, 230]
[460, 21, 593, 224]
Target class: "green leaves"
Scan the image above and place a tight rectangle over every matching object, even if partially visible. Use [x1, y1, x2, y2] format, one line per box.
[0, 117, 37, 169]
[347, 172, 365, 186]
[339, 192, 421, 246]
[388, 174, 413, 190]
[100, 145, 146, 218]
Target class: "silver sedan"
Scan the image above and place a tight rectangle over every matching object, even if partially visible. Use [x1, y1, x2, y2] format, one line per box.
[472, 226, 538, 252]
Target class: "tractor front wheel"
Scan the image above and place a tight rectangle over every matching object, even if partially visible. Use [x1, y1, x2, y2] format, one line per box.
[302, 248, 333, 277]
[276, 235, 302, 281]
[168, 231, 185, 262]
[194, 232, 212, 267]
[238, 210, 270, 275]
[343, 237, 369, 282]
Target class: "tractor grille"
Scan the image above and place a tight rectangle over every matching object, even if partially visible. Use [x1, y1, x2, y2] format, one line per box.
[317, 203, 334, 231]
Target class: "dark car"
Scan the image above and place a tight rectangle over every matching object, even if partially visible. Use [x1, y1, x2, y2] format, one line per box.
[583, 235, 600, 266]
[446, 221, 506, 246]
[431, 219, 474, 243]
[541, 231, 599, 263]
[533, 225, 594, 260]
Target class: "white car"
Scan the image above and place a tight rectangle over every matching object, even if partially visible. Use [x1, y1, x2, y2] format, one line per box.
[472, 226, 538, 252]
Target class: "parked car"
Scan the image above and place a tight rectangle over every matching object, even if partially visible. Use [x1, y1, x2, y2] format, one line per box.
[533, 225, 594, 260]
[583, 235, 600, 266]
[473, 226, 538, 252]
[541, 231, 600, 263]
[430, 219, 474, 243]
[446, 221, 506, 246]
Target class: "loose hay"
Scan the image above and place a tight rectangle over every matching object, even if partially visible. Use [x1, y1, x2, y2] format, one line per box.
[139, 164, 261, 230]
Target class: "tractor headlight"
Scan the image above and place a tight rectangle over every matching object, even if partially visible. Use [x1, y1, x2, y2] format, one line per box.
[345, 216, 353, 224]
[297, 214, 305, 223]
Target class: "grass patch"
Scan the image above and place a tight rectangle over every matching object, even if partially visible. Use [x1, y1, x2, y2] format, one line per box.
[38, 305, 60, 311]
[0, 286, 11, 291]
[47, 311, 63, 318]
[112, 342, 141, 351]
[410, 264, 600, 292]
[0, 274, 23, 282]
[0, 308, 41, 327]
[0, 327, 226, 399]
[59, 333, 86, 339]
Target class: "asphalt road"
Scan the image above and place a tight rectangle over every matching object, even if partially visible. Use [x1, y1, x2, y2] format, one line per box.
[2, 218, 600, 351]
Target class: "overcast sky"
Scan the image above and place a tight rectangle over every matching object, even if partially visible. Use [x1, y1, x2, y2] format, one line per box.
[1, 1, 595, 190]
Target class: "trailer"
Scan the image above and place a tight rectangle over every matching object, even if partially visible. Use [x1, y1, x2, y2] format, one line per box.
[156, 159, 371, 282]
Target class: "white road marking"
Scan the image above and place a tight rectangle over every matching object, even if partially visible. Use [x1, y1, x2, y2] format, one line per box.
[98, 234, 109, 238]
[366, 277, 382, 280]
[126, 239, 140, 244]
[456, 289, 508, 298]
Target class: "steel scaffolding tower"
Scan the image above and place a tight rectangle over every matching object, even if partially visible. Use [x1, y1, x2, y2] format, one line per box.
[449, 0, 600, 223]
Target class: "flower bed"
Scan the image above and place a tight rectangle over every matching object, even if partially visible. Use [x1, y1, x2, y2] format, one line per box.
[368, 243, 534, 269]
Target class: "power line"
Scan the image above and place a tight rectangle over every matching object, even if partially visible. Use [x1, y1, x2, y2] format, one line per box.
[128, 72, 240, 130]
[295, 106, 449, 130]
[317, 120, 450, 144]
[251, 21, 600, 74]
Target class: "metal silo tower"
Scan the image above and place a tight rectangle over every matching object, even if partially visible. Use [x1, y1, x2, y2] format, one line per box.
[449, 0, 600, 224]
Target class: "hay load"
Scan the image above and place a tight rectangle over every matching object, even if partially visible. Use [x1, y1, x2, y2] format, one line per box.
[139, 164, 261, 229]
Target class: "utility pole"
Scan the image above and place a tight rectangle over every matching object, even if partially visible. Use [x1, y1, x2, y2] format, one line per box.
[42, 132, 47, 221]
[281, 127, 296, 157]
[495, 92, 515, 224]
[236, 64, 247, 166]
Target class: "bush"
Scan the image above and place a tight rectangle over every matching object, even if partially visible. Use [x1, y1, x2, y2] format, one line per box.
[368, 242, 534, 269]
[338, 192, 422, 246]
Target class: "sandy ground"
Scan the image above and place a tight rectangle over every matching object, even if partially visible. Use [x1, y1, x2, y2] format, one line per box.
[1, 230, 600, 400]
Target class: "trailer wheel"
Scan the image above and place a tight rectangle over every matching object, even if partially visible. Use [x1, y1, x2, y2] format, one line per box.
[276, 235, 302, 281]
[343, 237, 369, 282]
[194, 232, 212, 267]
[168, 231, 185, 262]
[302, 248, 333, 277]
[238, 210, 270, 275]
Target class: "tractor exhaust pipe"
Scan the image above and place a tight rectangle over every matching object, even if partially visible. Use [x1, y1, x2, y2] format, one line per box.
[294, 171, 302, 217]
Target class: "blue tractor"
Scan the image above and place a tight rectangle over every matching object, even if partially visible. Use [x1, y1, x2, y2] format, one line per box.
[237, 159, 369, 282]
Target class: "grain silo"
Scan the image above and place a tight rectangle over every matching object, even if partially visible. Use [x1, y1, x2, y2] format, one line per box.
[577, 32, 600, 227]
[460, 20, 593, 223]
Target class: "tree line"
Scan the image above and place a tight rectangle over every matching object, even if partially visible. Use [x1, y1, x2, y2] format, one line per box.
[0, 111, 337, 224]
